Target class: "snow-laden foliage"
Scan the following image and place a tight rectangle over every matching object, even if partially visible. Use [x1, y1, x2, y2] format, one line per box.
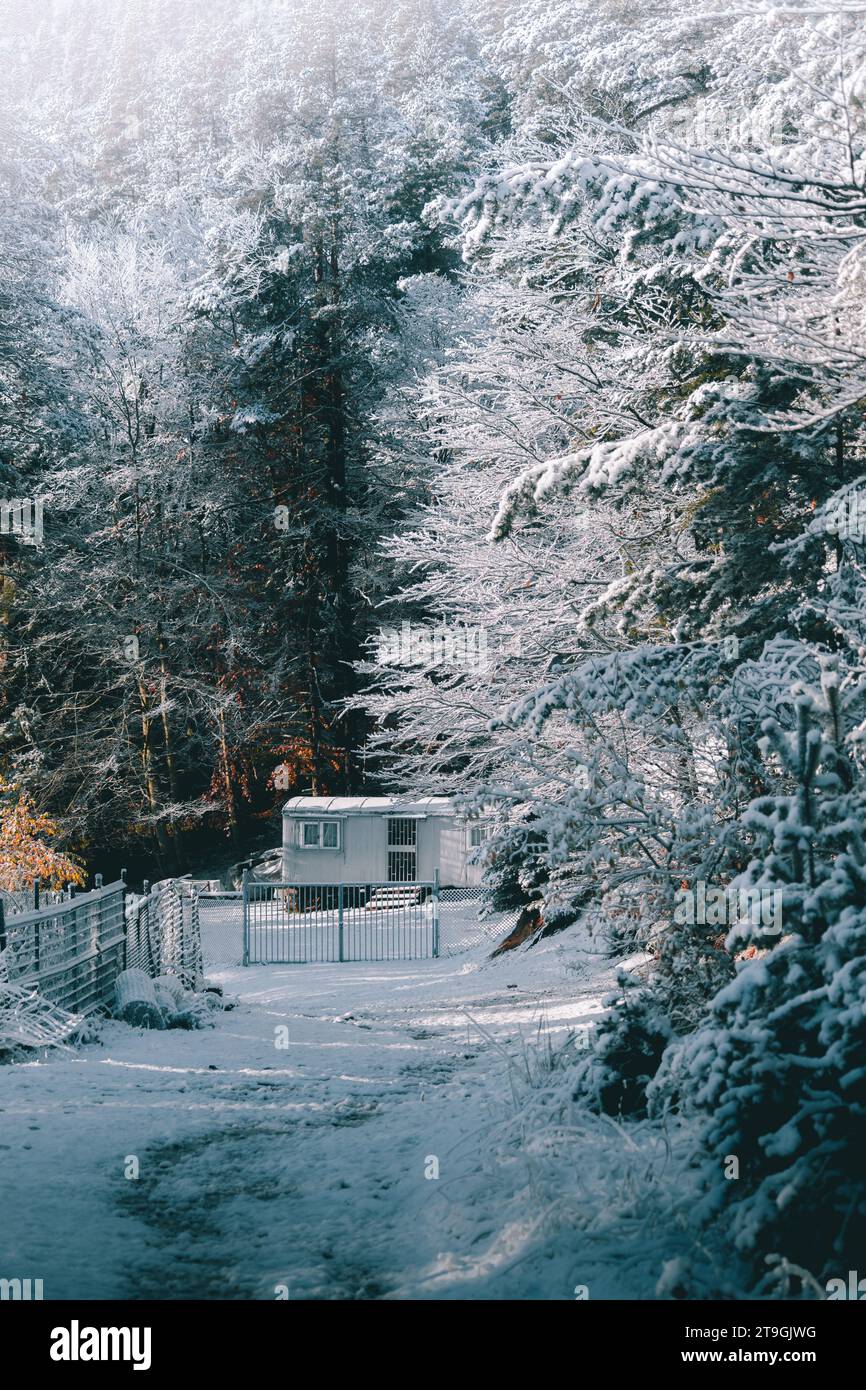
[652, 679, 866, 1280]
[4, 0, 866, 1295]
[353, 1, 866, 1289]
[0, 0, 498, 869]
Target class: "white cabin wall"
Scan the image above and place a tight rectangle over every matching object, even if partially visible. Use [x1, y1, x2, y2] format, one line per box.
[439, 819, 471, 887]
[282, 814, 388, 883]
[345, 816, 388, 881]
[416, 818, 441, 881]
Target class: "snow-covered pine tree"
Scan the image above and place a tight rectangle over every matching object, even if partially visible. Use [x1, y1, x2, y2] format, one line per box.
[651, 668, 866, 1284]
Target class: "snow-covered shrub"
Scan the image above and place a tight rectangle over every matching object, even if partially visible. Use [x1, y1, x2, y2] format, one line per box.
[571, 969, 674, 1117]
[650, 684, 866, 1282]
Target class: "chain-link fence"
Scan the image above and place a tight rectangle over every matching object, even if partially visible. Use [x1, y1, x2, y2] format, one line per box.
[193, 891, 244, 970]
[0, 875, 522, 1008]
[125, 879, 203, 988]
[438, 888, 521, 957]
[193, 883, 520, 971]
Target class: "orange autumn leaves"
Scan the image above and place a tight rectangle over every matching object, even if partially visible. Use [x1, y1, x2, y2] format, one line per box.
[0, 777, 85, 891]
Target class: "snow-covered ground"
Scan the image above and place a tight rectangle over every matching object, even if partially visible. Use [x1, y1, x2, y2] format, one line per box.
[0, 929, 706, 1300]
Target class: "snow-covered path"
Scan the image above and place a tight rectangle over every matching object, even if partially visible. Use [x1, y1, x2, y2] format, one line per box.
[1, 937, 617, 1300]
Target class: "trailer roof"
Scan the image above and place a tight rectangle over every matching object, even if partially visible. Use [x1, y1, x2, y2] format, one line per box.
[282, 795, 456, 816]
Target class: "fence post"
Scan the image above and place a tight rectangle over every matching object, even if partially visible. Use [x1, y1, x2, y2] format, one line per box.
[32, 878, 41, 973]
[145, 886, 155, 976]
[190, 888, 203, 985]
[121, 872, 129, 970]
[338, 883, 344, 963]
[92, 873, 105, 1005]
[242, 868, 250, 967]
[432, 869, 440, 958]
[0, 898, 6, 955]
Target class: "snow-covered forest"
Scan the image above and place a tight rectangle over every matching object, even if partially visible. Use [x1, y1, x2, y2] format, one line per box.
[2, 0, 866, 1309]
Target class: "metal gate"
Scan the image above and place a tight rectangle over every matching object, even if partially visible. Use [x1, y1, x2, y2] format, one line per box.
[242, 872, 440, 964]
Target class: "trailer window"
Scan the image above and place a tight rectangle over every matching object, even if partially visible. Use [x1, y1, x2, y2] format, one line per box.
[299, 820, 341, 849]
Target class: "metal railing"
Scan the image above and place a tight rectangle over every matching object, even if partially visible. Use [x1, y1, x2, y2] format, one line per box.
[242, 872, 440, 964]
[0, 880, 126, 1014]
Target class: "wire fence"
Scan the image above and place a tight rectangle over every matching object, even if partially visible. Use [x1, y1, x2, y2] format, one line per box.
[125, 879, 203, 989]
[0, 881, 127, 1015]
[0, 884, 69, 918]
[193, 891, 242, 968]
[193, 882, 521, 970]
[437, 887, 520, 957]
[0, 873, 522, 1013]
[0, 876, 205, 1017]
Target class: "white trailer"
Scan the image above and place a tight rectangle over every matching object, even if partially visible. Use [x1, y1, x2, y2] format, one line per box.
[281, 796, 490, 888]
